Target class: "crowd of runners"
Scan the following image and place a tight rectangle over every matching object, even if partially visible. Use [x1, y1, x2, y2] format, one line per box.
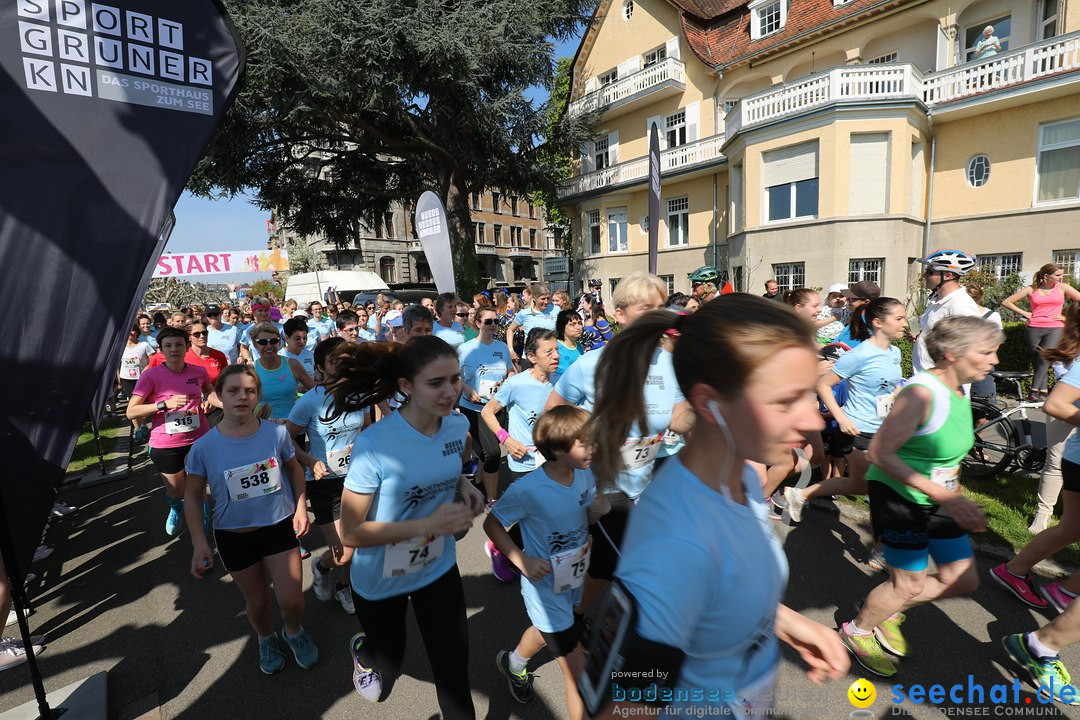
[10, 252, 1080, 714]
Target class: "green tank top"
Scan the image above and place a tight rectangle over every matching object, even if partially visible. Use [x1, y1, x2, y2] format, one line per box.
[865, 372, 973, 506]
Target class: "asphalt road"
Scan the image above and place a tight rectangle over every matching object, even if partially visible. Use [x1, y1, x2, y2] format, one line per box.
[3, 457, 1080, 719]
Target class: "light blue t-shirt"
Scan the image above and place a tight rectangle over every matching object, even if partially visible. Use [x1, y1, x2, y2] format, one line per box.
[138, 333, 159, 350]
[306, 317, 336, 350]
[344, 411, 468, 600]
[492, 467, 596, 633]
[357, 327, 377, 342]
[434, 321, 465, 349]
[207, 323, 241, 363]
[831, 341, 903, 434]
[518, 305, 558, 337]
[494, 371, 554, 473]
[1059, 366, 1080, 464]
[617, 459, 787, 712]
[185, 421, 298, 531]
[458, 338, 514, 412]
[287, 386, 367, 480]
[281, 347, 315, 378]
[555, 346, 685, 498]
[832, 325, 863, 349]
[552, 341, 583, 386]
[240, 322, 285, 356]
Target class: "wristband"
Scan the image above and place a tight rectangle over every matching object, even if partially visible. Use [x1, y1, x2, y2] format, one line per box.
[496, 428, 510, 444]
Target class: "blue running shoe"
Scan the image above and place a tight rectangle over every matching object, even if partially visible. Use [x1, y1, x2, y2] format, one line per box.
[258, 634, 286, 675]
[283, 627, 318, 669]
[165, 499, 184, 537]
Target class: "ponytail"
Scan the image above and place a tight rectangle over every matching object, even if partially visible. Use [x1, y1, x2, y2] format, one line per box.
[848, 296, 903, 342]
[323, 336, 457, 419]
[782, 288, 815, 307]
[1042, 304, 1080, 363]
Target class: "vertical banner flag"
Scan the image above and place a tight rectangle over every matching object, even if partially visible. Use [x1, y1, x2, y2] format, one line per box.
[0, 0, 245, 579]
[415, 191, 456, 294]
[648, 122, 661, 275]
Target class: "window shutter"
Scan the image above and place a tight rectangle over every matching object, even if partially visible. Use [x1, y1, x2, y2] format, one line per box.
[910, 142, 925, 217]
[665, 36, 681, 60]
[585, 77, 599, 94]
[608, 131, 619, 163]
[849, 133, 889, 215]
[762, 142, 817, 186]
[581, 143, 594, 173]
[685, 102, 700, 143]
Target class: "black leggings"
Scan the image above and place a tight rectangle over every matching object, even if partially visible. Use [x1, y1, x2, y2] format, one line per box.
[352, 565, 474, 720]
[460, 406, 503, 474]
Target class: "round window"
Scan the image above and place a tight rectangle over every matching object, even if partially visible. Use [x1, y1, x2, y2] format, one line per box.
[623, 0, 634, 20]
[967, 155, 991, 188]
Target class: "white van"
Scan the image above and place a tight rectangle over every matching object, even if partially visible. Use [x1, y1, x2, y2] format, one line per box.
[284, 270, 390, 306]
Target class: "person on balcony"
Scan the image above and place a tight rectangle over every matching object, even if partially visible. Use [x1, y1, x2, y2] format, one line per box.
[973, 25, 1002, 61]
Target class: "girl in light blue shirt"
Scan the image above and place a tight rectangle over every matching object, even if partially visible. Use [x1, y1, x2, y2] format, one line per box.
[327, 336, 485, 716]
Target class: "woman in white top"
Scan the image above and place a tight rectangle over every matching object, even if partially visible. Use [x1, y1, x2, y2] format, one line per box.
[119, 319, 155, 442]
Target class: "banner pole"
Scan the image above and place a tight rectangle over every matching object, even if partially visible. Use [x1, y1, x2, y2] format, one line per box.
[0, 489, 54, 719]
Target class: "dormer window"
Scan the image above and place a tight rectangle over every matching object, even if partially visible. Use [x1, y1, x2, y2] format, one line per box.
[749, 0, 786, 39]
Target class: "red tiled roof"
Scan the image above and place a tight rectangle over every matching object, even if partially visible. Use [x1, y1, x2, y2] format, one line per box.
[673, 0, 920, 69]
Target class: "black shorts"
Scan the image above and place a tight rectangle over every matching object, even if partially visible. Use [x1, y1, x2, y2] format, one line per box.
[214, 517, 298, 573]
[149, 444, 193, 475]
[120, 379, 138, 398]
[852, 432, 874, 452]
[587, 492, 635, 581]
[540, 615, 583, 657]
[824, 430, 853, 457]
[308, 476, 345, 525]
[1062, 459, 1080, 493]
[868, 480, 972, 572]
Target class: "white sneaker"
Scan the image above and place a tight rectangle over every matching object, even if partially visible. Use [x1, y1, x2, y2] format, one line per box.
[0, 638, 44, 672]
[784, 486, 806, 524]
[1029, 513, 1050, 534]
[32, 546, 53, 563]
[335, 585, 355, 615]
[51, 501, 76, 517]
[310, 558, 333, 601]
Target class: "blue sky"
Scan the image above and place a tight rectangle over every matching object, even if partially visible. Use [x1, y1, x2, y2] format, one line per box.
[166, 31, 585, 283]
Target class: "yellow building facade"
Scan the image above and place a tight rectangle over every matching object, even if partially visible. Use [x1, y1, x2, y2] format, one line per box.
[559, 0, 1080, 298]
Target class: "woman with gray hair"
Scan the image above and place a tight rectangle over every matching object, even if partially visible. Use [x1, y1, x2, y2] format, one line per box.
[973, 25, 1002, 60]
[840, 315, 1003, 678]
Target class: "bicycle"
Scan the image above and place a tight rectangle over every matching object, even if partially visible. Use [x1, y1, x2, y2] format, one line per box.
[965, 370, 1047, 479]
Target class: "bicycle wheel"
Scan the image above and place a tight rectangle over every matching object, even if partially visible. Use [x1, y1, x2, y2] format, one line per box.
[965, 399, 1018, 479]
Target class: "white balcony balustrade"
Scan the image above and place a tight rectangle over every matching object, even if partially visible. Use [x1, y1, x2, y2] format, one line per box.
[569, 58, 686, 119]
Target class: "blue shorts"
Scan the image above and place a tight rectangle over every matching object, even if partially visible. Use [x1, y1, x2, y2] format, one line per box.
[869, 481, 973, 572]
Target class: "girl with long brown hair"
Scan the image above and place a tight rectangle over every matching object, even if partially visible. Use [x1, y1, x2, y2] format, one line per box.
[1003, 263, 1080, 399]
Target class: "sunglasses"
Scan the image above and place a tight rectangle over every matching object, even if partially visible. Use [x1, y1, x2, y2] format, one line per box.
[456, 312, 469, 317]
[190, 331, 208, 338]
[480, 318, 497, 326]
[255, 337, 281, 346]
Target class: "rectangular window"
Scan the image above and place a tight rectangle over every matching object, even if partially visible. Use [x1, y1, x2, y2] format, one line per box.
[610, 278, 622, 296]
[474, 222, 485, 244]
[510, 196, 519, 216]
[607, 209, 629, 253]
[599, 69, 618, 86]
[472, 192, 481, 210]
[1055, 249, 1080, 281]
[529, 228, 538, 248]
[978, 253, 1022, 280]
[512, 226, 524, 245]
[595, 138, 610, 170]
[643, 46, 667, 67]
[492, 192, 502, 214]
[588, 210, 601, 255]
[1039, 0, 1058, 40]
[763, 142, 819, 223]
[384, 212, 395, 238]
[772, 263, 805, 292]
[528, 202, 535, 219]
[1037, 118, 1080, 203]
[666, 196, 689, 247]
[665, 111, 687, 148]
[493, 223, 503, 246]
[849, 258, 884, 286]
[965, 16, 1011, 61]
[752, 0, 783, 39]
[868, 52, 898, 64]
[659, 274, 675, 297]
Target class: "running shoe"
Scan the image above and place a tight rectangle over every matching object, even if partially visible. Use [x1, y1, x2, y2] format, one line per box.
[0, 638, 44, 672]
[1002, 633, 1080, 705]
[283, 627, 319, 669]
[784, 486, 806, 523]
[311, 558, 334, 601]
[839, 626, 897, 677]
[990, 563, 1048, 608]
[32, 545, 53, 563]
[875, 612, 908, 657]
[496, 650, 535, 703]
[258, 634, 286, 675]
[334, 585, 356, 615]
[165, 499, 184, 538]
[484, 540, 518, 583]
[1040, 581, 1076, 614]
[867, 548, 890, 574]
[51, 501, 76, 517]
[1029, 512, 1051, 535]
[350, 633, 383, 702]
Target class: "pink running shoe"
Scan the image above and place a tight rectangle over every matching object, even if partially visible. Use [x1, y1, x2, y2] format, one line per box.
[990, 563, 1048, 608]
[484, 540, 518, 583]
[1040, 581, 1076, 614]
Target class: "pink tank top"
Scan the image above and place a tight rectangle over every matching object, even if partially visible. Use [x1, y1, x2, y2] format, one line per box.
[1029, 283, 1065, 328]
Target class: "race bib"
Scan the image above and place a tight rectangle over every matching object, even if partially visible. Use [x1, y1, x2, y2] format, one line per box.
[875, 394, 894, 419]
[620, 434, 664, 470]
[326, 445, 352, 476]
[478, 379, 498, 400]
[551, 540, 591, 594]
[383, 535, 445, 578]
[163, 410, 200, 435]
[121, 356, 141, 379]
[224, 457, 283, 502]
[930, 465, 959, 492]
[662, 429, 682, 448]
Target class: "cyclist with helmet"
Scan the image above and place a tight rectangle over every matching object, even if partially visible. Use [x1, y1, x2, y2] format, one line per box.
[688, 266, 719, 301]
[914, 250, 981, 373]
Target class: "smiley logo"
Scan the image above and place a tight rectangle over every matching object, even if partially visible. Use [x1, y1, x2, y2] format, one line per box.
[848, 678, 876, 708]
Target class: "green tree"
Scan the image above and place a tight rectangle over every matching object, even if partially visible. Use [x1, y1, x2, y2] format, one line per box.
[532, 56, 575, 255]
[191, 0, 597, 296]
[251, 279, 282, 301]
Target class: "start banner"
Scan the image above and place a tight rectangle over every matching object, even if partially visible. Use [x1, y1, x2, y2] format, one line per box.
[154, 248, 289, 277]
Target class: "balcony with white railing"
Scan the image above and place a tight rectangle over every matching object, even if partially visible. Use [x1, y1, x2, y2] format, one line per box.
[557, 132, 726, 200]
[569, 58, 686, 120]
